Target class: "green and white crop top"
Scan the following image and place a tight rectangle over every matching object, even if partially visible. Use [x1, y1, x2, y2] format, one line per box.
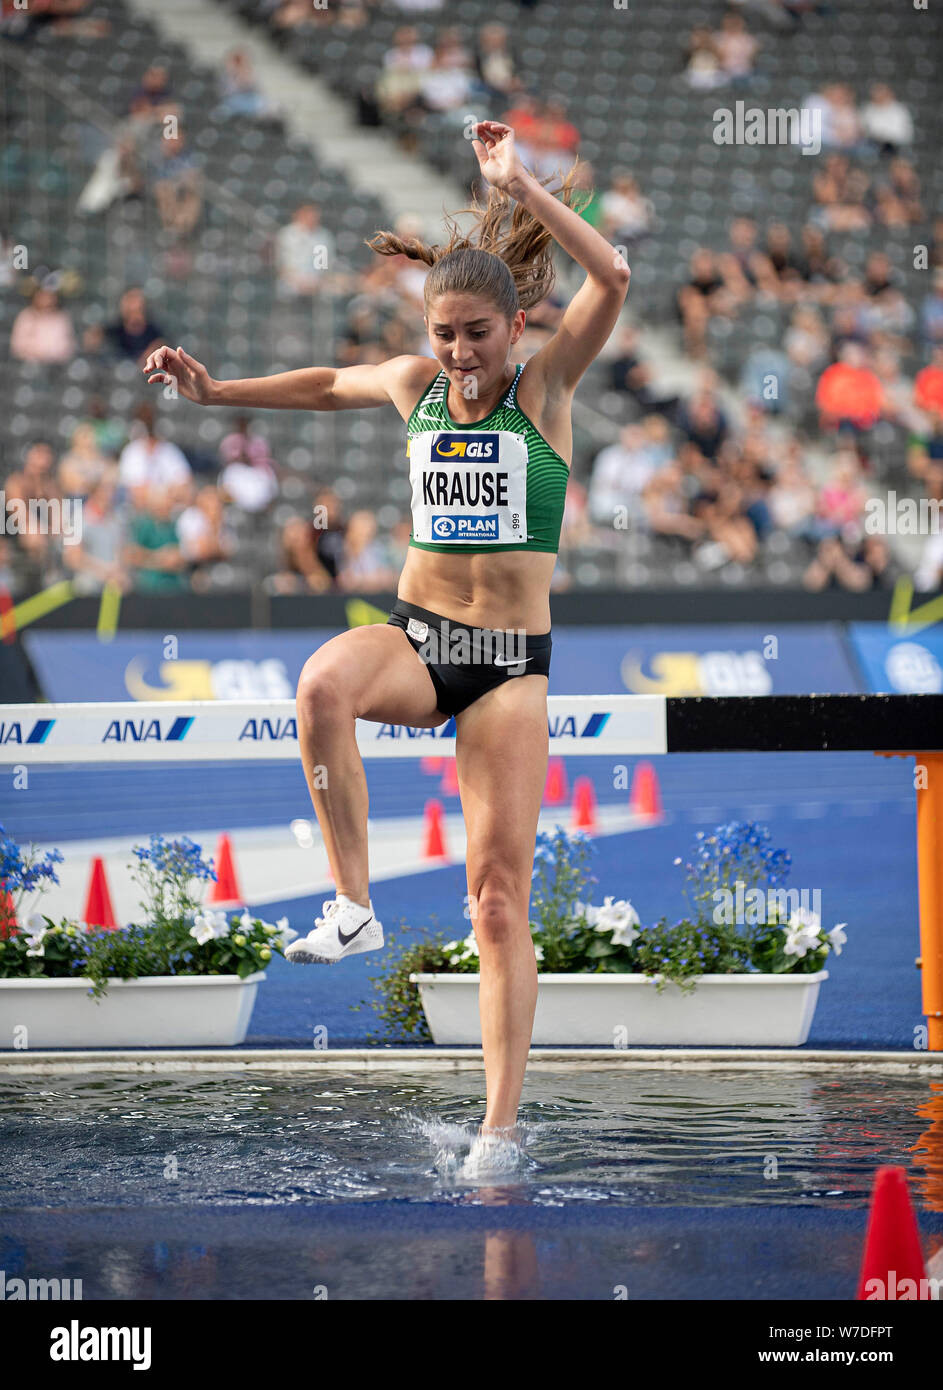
[405, 362, 569, 554]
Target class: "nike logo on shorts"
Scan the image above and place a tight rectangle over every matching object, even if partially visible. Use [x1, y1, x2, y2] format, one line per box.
[337, 915, 373, 945]
[493, 654, 533, 667]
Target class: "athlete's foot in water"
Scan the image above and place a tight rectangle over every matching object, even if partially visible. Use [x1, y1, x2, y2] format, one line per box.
[461, 1122, 524, 1179]
[284, 893, 383, 964]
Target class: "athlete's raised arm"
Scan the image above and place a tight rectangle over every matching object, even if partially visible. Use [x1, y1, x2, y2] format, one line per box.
[142, 345, 425, 412]
[470, 121, 630, 396]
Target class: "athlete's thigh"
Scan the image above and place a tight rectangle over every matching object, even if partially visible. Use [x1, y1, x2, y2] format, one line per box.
[454, 674, 549, 899]
[298, 624, 446, 728]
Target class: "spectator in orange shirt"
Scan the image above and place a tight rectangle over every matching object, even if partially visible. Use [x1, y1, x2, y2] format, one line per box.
[914, 347, 943, 417]
[815, 343, 884, 432]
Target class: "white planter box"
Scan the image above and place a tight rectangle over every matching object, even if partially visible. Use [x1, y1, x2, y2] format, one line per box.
[410, 971, 829, 1047]
[0, 972, 266, 1048]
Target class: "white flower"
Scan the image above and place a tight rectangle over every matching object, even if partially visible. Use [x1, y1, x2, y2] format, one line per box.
[190, 909, 232, 945]
[190, 919, 215, 946]
[592, 896, 640, 948]
[827, 923, 847, 956]
[26, 912, 46, 932]
[239, 909, 254, 932]
[788, 907, 821, 934]
[462, 930, 479, 957]
[449, 953, 462, 965]
[534, 944, 544, 964]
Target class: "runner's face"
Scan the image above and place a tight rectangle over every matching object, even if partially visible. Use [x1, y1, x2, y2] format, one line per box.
[425, 294, 522, 396]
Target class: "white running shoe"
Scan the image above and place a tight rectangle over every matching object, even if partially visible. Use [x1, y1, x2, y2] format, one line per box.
[461, 1129, 524, 1180]
[284, 894, 383, 965]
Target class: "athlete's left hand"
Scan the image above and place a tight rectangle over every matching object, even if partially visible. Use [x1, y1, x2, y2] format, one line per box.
[470, 121, 529, 193]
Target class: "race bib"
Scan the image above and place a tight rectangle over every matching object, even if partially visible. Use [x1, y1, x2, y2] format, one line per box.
[409, 430, 527, 544]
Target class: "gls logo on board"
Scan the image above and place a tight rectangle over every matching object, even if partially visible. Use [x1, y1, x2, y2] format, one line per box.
[432, 434, 499, 460]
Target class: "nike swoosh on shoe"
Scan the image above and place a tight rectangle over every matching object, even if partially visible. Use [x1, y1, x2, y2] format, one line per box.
[337, 915, 373, 946]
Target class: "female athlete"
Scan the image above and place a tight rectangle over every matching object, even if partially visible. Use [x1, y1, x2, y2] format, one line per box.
[145, 121, 630, 1172]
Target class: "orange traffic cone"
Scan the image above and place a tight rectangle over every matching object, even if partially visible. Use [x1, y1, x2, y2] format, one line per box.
[544, 758, 568, 805]
[0, 886, 17, 938]
[83, 856, 118, 929]
[209, 833, 243, 904]
[422, 799, 449, 860]
[630, 761, 662, 819]
[440, 757, 460, 795]
[857, 1167, 928, 1299]
[571, 776, 598, 832]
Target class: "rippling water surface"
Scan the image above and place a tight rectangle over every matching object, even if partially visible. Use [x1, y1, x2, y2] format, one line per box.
[2, 1068, 942, 1209]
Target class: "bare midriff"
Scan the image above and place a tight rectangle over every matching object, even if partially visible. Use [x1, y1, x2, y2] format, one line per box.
[396, 545, 556, 635]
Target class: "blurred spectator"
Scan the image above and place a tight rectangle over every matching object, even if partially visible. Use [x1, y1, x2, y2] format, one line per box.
[217, 416, 279, 513]
[529, 98, 580, 181]
[312, 487, 348, 581]
[130, 64, 179, 123]
[372, 25, 433, 127]
[676, 248, 735, 358]
[642, 462, 704, 544]
[216, 48, 281, 124]
[683, 27, 724, 91]
[871, 349, 923, 432]
[501, 92, 543, 171]
[10, 286, 76, 364]
[415, 32, 475, 126]
[4, 441, 63, 571]
[712, 10, 759, 82]
[61, 476, 131, 595]
[907, 409, 943, 482]
[860, 83, 914, 156]
[57, 423, 117, 499]
[600, 170, 654, 245]
[803, 533, 891, 591]
[815, 448, 867, 536]
[382, 516, 413, 572]
[768, 443, 817, 537]
[920, 270, 943, 350]
[118, 404, 192, 506]
[815, 343, 884, 432]
[785, 305, 830, 370]
[337, 510, 398, 591]
[151, 130, 203, 237]
[267, 515, 333, 594]
[106, 288, 165, 364]
[717, 216, 761, 303]
[752, 223, 804, 301]
[588, 423, 667, 527]
[608, 326, 679, 416]
[570, 161, 604, 230]
[76, 96, 152, 216]
[123, 489, 189, 592]
[677, 378, 729, 460]
[274, 204, 342, 300]
[474, 23, 521, 103]
[914, 347, 943, 418]
[175, 486, 236, 588]
[83, 396, 127, 457]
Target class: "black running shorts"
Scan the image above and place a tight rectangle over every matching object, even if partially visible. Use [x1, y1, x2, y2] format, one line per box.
[387, 598, 552, 718]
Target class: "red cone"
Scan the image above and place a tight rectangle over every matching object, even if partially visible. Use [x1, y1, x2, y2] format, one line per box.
[857, 1167, 928, 1299]
[544, 758, 568, 805]
[83, 856, 118, 929]
[422, 799, 449, 860]
[630, 761, 662, 819]
[208, 833, 243, 904]
[421, 756, 444, 775]
[571, 776, 598, 831]
[440, 757, 460, 795]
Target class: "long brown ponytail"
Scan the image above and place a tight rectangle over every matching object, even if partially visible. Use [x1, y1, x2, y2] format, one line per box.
[365, 157, 588, 317]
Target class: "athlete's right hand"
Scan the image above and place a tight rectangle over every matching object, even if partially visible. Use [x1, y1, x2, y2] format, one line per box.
[143, 345, 215, 404]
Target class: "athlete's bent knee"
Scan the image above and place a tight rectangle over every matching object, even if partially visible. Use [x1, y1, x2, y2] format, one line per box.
[296, 657, 353, 725]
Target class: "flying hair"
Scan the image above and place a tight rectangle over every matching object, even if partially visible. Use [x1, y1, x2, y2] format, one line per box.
[365, 157, 588, 318]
